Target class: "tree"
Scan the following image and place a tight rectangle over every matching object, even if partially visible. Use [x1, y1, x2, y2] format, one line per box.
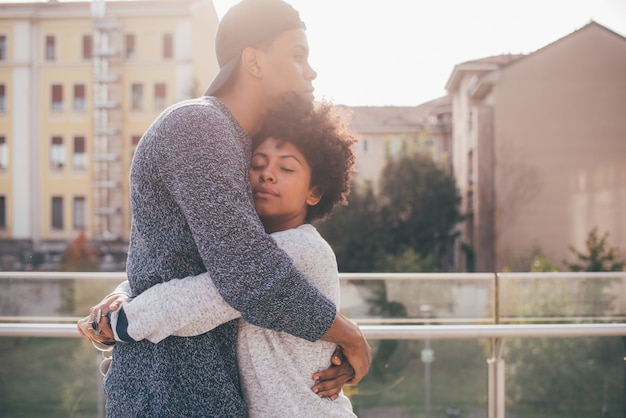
[317, 152, 461, 272]
[58, 231, 101, 314]
[565, 227, 625, 272]
[563, 228, 623, 316]
[374, 248, 440, 273]
[316, 182, 386, 272]
[378, 152, 461, 267]
[58, 231, 100, 272]
[501, 231, 625, 415]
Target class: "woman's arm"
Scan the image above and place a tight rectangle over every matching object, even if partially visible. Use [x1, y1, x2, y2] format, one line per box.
[111, 272, 240, 343]
[112, 226, 333, 345]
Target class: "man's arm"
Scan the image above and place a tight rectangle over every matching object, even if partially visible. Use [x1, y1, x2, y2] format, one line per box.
[157, 104, 336, 341]
[119, 225, 367, 389]
[156, 103, 370, 381]
[319, 314, 372, 384]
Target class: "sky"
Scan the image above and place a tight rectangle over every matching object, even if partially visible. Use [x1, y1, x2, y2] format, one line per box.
[211, 0, 626, 106]
[3, 0, 626, 106]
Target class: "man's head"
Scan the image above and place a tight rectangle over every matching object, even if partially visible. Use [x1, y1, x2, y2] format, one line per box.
[205, 0, 316, 103]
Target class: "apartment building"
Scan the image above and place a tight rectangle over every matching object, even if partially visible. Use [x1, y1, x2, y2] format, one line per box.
[446, 21, 626, 271]
[346, 96, 452, 191]
[0, 0, 219, 268]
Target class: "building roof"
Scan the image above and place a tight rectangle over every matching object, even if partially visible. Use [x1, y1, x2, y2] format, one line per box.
[0, 0, 208, 18]
[445, 53, 524, 92]
[445, 20, 625, 94]
[344, 96, 451, 133]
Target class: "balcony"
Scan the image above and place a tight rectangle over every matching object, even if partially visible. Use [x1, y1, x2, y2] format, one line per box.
[93, 101, 119, 110]
[1, 272, 625, 417]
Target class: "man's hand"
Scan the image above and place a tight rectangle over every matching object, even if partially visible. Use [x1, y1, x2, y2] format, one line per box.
[76, 293, 128, 344]
[320, 313, 372, 385]
[311, 348, 354, 399]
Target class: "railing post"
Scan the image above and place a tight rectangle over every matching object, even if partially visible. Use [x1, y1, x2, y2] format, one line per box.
[623, 337, 626, 417]
[96, 353, 104, 418]
[488, 272, 506, 418]
[488, 338, 505, 418]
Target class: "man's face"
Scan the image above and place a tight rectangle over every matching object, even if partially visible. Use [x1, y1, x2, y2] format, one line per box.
[257, 28, 317, 104]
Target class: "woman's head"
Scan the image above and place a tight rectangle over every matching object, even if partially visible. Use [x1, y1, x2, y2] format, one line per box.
[250, 100, 358, 232]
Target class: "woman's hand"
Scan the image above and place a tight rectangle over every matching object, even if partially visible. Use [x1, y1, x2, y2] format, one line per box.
[76, 293, 128, 344]
[311, 347, 355, 400]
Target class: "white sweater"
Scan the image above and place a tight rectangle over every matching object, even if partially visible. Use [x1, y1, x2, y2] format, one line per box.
[113, 224, 356, 417]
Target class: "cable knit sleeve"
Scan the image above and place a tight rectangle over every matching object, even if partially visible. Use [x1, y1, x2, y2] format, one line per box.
[140, 101, 336, 342]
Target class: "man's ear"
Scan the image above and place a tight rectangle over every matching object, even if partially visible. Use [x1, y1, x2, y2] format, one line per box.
[241, 47, 263, 78]
[306, 186, 323, 206]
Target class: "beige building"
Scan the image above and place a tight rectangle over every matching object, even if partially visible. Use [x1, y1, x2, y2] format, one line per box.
[1, 5, 623, 275]
[0, 0, 218, 267]
[346, 96, 452, 191]
[446, 21, 626, 271]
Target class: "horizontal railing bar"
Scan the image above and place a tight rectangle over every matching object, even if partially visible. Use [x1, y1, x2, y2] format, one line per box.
[2, 316, 624, 326]
[1, 323, 625, 340]
[0, 316, 84, 322]
[0, 323, 82, 338]
[1, 271, 624, 281]
[360, 323, 626, 340]
[354, 316, 626, 325]
[0, 272, 127, 280]
[339, 272, 496, 280]
[498, 271, 626, 279]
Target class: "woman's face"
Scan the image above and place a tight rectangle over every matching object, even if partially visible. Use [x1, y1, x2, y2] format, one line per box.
[249, 137, 321, 233]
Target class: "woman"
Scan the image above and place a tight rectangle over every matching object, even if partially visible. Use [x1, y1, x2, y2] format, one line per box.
[80, 101, 360, 417]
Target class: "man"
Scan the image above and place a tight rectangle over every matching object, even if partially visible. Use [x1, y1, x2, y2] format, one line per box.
[80, 0, 371, 416]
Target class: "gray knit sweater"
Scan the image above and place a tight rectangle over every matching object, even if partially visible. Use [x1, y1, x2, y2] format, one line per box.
[103, 97, 336, 417]
[112, 225, 355, 417]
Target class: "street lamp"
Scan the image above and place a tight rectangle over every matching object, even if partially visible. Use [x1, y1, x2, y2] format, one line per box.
[420, 304, 434, 416]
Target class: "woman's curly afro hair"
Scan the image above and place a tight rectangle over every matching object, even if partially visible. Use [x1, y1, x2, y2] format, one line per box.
[252, 98, 358, 223]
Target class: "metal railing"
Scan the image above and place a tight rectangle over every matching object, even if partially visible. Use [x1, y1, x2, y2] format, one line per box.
[1, 271, 625, 418]
[0, 321, 625, 418]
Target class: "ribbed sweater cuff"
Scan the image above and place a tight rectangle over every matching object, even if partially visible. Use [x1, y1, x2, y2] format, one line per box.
[115, 306, 136, 343]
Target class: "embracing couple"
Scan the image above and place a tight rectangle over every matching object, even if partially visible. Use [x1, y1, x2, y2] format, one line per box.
[77, 0, 372, 416]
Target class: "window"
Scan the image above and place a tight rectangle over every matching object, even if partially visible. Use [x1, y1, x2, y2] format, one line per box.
[82, 35, 92, 60]
[0, 35, 6, 61]
[73, 136, 87, 169]
[51, 196, 63, 229]
[51, 84, 63, 111]
[163, 33, 173, 59]
[0, 84, 5, 111]
[131, 135, 141, 157]
[131, 83, 143, 110]
[467, 150, 474, 185]
[0, 136, 7, 169]
[73, 84, 86, 111]
[125, 34, 135, 59]
[45, 35, 55, 61]
[0, 196, 5, 228]
[73, 196, 86, 230]
[50, 136, 65, 169]
[154, 83, 166, 110]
